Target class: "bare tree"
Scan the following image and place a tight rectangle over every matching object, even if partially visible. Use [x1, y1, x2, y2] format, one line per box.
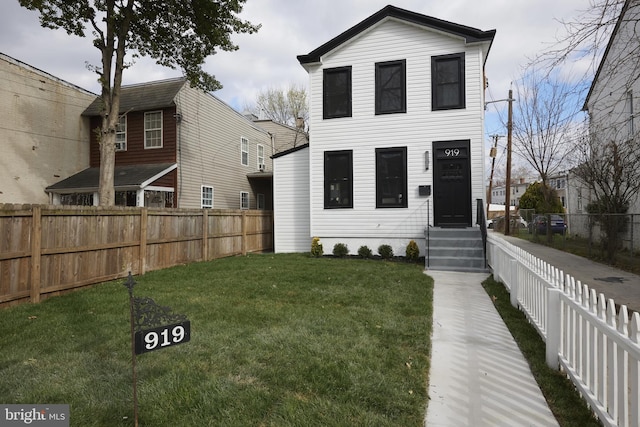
[572, 127, 640, 260]
[533, 0, 640, 259]
[534, 0, 626, 80]
[248, 83, 309, 130]
[512, 69, 581, 185]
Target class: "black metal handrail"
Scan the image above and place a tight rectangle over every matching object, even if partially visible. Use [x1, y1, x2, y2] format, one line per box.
[476, 199, 488, 268]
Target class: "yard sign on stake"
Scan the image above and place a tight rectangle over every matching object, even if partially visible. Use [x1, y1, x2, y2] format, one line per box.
[123, 272, 191, 427]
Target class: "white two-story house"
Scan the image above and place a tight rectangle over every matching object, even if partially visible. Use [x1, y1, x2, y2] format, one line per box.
[273, 5, 495, 256]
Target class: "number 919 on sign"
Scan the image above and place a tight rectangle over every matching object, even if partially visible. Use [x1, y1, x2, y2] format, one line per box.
[135, 321, 191, 355]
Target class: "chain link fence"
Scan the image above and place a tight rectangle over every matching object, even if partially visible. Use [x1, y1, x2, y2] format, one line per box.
[503, 210, 640, 267]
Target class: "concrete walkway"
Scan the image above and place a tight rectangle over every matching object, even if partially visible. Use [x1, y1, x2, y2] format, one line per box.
[424, 270, 559, 427]
[498, 232, 640, 313]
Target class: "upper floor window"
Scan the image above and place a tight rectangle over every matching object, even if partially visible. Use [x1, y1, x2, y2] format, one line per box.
[115, 115, 127, 151]
[323, 66, 352, 119]
[376, 147, 407, 208]
[324, 150, 353, 208]
[257, 144, 265, 169]
[432, 53, 465, 110]
[201, 186, 213, 209]
[240, 191, 250, 209]
[376, 60, 406, 114]
[241, 137, 249, 166]
[144, 111, 163, 148]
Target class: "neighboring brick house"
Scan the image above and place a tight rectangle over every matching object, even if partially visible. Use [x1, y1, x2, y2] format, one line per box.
[47, 78, 274, 210]
[0, 53, 95, 204]
[273, 5, 495, 254]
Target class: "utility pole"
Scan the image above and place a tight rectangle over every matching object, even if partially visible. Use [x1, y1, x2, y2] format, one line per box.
[504, 89, 514, 236]
[486, 134, 503, 219]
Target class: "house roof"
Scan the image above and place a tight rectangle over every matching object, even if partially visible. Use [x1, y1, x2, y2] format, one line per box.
[82, 78, 187, 116]
[297, 5, 495, 65]
[46, 163, 177, 193]
[583, 0, 631, 111]
[271, 143, 310, 159]
[1, 52, 96, 96]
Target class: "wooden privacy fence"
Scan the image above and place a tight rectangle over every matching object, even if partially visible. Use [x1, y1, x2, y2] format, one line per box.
[0, 204, 273, 307]
[488, 233, 640, 427]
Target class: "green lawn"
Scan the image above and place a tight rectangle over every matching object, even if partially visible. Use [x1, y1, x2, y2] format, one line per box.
[0, 253, 433, 426]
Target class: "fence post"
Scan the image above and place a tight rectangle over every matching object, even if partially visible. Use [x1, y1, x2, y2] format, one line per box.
[241, 210, 247, 256]
[546, 287, 562, 369]
[139, 208, 147, 275]
[30, 205, 42, 303]
[510, 259, 519, 308]
[202, 209, 208, 261]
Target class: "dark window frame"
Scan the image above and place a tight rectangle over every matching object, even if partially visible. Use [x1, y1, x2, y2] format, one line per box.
[324, 150, 353, 209]
[375, 60, 406, 115]
[431, 53, 465, 110]
[323, 67, 352, 119]
[376, 147, 408, 208]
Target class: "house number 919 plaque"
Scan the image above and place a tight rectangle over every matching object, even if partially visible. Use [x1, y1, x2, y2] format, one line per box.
[135, 320, 191, 355]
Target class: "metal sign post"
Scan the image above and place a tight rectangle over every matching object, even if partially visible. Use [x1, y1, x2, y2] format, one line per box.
[123, 272, 190, 426]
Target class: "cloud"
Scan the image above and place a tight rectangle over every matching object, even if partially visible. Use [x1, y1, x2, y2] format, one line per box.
[1, 0, 591, 130]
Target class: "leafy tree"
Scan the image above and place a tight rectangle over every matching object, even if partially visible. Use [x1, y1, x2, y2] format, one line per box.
[519, 181, 564, 214]
[519, 181, 564, 242]
[19, 0, 260, 206]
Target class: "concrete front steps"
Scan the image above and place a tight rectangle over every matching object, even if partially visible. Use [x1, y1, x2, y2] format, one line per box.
[425, 227, 488, 272]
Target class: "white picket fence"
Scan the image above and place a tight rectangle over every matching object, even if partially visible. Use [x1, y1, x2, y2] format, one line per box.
[487, 233, 640, 427]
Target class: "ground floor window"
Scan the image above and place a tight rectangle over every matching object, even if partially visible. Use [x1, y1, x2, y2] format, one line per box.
[257, 193, 265, 210]
[241, 191, 250, 209]
[115, 191, 137, 207]
[60, 193, 94, 206]
[324, 150, 353, 208]
[145, 190, 174, 208]
[202, 186, 213, 209]
[376, 147, 407, 208]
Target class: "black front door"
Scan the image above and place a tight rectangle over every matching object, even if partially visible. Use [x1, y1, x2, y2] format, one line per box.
[433, 140, 472, 227]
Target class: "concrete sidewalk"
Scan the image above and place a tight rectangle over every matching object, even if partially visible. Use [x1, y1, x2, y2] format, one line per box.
[424, 270, 559, 427]
[498, 232, 640, 313]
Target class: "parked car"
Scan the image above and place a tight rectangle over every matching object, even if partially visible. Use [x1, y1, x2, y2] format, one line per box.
[487, 216, 527, 230]
[531, 215, 566, 235]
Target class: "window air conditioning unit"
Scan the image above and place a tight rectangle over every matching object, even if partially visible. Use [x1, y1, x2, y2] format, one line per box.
[258, 164, 265, 171]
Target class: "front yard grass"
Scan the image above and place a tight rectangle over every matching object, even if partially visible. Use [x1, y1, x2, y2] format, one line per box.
[0, 253, 432, 426]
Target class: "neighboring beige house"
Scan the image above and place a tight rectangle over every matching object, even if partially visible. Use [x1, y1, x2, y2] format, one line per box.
[0, 53, 95, 204]
[252, 118, 309, 154]
[47, 78, 274, 210]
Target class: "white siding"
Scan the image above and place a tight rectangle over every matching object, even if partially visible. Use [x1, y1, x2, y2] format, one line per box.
[273, 147, 310, 253]
[0, 54, 94, 204]
[174, 86, 273, 209]
[586, 2, 640, 214]
[306, 18, 488, 253]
